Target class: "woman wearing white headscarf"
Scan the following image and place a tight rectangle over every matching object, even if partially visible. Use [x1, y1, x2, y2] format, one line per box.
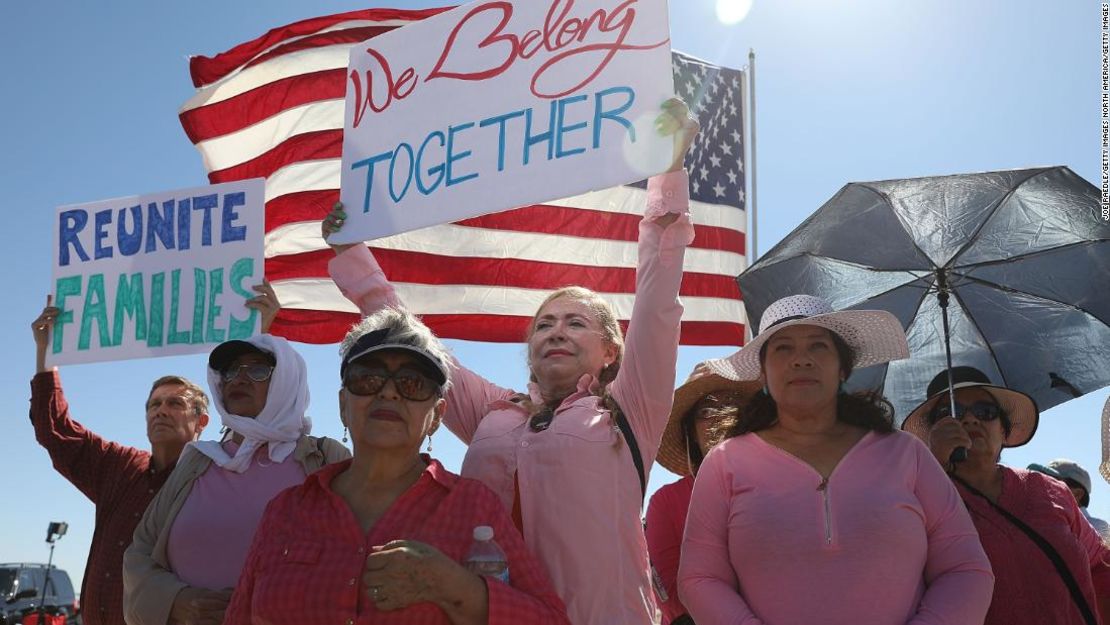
[123, 334, 349, 625]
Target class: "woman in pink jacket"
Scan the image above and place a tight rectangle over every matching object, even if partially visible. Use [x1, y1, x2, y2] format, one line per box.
[681, 295, 995, 625]
[322, 99, 698, 625]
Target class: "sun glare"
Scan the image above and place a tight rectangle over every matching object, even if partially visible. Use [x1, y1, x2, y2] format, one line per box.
[716, 0, 753, 25]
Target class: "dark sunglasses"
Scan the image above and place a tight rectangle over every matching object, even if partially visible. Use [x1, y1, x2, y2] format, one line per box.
[221, 364, 275, 383]
[343, 365, 438, 401]
[529, 406, 556, 432]
[928, 400, 1002, 424]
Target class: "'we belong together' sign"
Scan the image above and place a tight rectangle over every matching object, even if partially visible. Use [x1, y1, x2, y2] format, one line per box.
[332, 0, 676, 243]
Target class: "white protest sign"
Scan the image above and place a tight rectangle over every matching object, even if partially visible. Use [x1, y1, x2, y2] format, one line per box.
[49, 179, 265, 366]
[334, 0, 674, 243]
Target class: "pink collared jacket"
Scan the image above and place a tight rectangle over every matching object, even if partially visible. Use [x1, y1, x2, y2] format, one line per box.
[329, 170, 694, 625]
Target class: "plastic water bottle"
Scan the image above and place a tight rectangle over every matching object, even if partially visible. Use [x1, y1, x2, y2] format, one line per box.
[464, 525, 510, 584]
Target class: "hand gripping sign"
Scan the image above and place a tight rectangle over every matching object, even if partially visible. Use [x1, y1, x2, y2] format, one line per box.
[49, 179, 265, 366]
[333, 0, 675, 244]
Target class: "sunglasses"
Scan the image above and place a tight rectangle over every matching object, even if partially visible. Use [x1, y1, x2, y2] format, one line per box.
[221, 364, 275, 383]
[529, 406, 556, 432]
[928, 400, 1003, 424]
[343, 365, 438, 402]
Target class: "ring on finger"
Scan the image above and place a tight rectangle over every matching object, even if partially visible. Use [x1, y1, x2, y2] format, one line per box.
[370, 586, 382, 599]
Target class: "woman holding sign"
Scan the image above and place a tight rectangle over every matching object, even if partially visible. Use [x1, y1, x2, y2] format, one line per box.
[322, 99, 698, 624]
[122, 287, 350, 625]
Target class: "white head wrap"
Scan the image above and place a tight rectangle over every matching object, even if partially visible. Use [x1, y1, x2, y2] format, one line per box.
[191, 334, 312, 473]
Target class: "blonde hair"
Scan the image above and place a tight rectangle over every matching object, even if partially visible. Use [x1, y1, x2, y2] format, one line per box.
[526, 286, 625, 388]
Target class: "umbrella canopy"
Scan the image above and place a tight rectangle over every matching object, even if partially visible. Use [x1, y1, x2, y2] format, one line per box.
[739, 166, 1110, 423]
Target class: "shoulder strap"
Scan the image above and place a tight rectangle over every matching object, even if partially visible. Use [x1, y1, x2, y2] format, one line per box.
[953, 475, 1098, 625]
[608, 398, 647, 505]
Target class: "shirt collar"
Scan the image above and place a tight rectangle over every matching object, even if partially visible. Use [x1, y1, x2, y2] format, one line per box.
[526, 373, 602, 408]
[309, 454, 458, 494]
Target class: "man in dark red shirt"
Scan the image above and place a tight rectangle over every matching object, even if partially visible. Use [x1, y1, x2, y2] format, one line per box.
[30, 306, 211, 625]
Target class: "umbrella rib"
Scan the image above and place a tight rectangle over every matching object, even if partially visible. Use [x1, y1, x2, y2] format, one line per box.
[953, 272, 1108, 322]
[952, 240, 1106, 271]
[854, 183, 940, 267]
[946, 287, 1013, 389]
[945, 168, 1051, 268]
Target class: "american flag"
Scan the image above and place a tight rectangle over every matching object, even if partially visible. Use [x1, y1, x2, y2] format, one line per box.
[179, 7, 748, 345]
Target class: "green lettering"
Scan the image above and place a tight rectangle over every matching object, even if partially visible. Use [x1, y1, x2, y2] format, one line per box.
[227, 257, 258, 339]
[112, 273, 147, 346]
[148, 272, 165, 347]
[191, 268, 207, 344]
[52, 276, 83, 354]
[206, 267, 226, 343]
[78, 274, 111, 350]
[167, 269, 191, 345]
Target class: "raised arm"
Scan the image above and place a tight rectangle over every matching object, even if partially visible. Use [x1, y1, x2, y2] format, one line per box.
[610, 99, 699, 459]
[30, 303, 137, 501]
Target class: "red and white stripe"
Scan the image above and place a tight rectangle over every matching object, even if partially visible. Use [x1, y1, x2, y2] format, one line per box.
[180, 7, 747, 345]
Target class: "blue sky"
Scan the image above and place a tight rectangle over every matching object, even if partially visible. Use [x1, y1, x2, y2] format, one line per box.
[0, 0, 1104, 594]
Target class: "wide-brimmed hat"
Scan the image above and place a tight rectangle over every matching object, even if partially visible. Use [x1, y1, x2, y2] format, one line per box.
[902, 366, 1039, 447]
[656, 372, 762, 476]
[705, 294, 909, 381]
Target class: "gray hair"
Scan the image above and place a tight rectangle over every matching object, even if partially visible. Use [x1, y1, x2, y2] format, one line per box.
[339, 307, 453, 391]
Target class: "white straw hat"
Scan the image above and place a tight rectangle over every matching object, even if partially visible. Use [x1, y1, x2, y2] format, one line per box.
[705, 294, 909, 381]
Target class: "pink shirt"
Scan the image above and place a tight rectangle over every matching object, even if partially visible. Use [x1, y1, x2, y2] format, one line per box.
[646, 475, 695, 625]
[958, 467, 1110, 625]
[329, 170, 694, 625]
[166, 441, 307, 589]
[679, 430, 994, 625]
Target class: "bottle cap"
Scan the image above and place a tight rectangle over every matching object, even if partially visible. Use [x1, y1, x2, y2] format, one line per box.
[472, 525, 494, 541]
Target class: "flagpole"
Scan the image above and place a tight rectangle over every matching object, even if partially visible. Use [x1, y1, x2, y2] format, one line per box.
[747, 48, 758, 266]
[743, 49, 757, 344]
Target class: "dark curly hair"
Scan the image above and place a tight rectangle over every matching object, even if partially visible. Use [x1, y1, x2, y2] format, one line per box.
[714, 328, 895, 439]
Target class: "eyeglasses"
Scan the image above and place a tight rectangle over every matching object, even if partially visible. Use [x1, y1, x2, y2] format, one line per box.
[221, 364, 275, 383]
[529, 406, 555, 432]
[928, 400, 1003, 424]
[343, 365, 438, 401]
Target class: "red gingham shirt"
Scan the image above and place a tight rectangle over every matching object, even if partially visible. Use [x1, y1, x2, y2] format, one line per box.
[29, 371, 174, 625]
[224, 458, 570, 625]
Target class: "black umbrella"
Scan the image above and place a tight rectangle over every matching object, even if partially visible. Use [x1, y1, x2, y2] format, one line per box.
[739, 166, 1110, 424]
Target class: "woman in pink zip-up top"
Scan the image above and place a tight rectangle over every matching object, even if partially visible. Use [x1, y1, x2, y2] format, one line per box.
[682, 295, 995, 625]
[321, 99, 699, 625]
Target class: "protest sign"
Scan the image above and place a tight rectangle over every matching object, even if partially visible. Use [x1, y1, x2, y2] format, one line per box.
[49, 179, 265, 366]
[333, 0, 675, 243]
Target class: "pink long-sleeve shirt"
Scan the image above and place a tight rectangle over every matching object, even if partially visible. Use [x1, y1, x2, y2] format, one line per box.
[329, 170, 694, 625]
[679, 430, 994, 625]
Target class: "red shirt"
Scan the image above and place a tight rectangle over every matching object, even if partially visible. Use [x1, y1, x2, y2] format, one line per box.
[645, 475, 694, 625]
[224, 458, 570, 625]
[959, 467, 1110, 625]
[29, 371, 174, 625]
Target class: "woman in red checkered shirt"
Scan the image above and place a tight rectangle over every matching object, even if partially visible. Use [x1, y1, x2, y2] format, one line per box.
[224, 307, 570, 625]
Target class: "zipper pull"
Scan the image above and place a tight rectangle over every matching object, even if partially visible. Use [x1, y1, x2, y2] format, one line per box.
[816, 477, 828, 491]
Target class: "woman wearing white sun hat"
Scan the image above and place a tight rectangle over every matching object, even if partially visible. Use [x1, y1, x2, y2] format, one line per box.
[678, 294, 994, 625]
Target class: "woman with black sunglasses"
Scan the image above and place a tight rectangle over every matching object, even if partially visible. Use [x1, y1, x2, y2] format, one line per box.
[223, 307, 569, 625]
[903, 366, 1110, 625]
[123, 332, 350, 625]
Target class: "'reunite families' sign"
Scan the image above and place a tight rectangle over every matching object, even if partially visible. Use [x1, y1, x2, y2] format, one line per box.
[49, 179, 265, 366]
[333, 0, 675, 244]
